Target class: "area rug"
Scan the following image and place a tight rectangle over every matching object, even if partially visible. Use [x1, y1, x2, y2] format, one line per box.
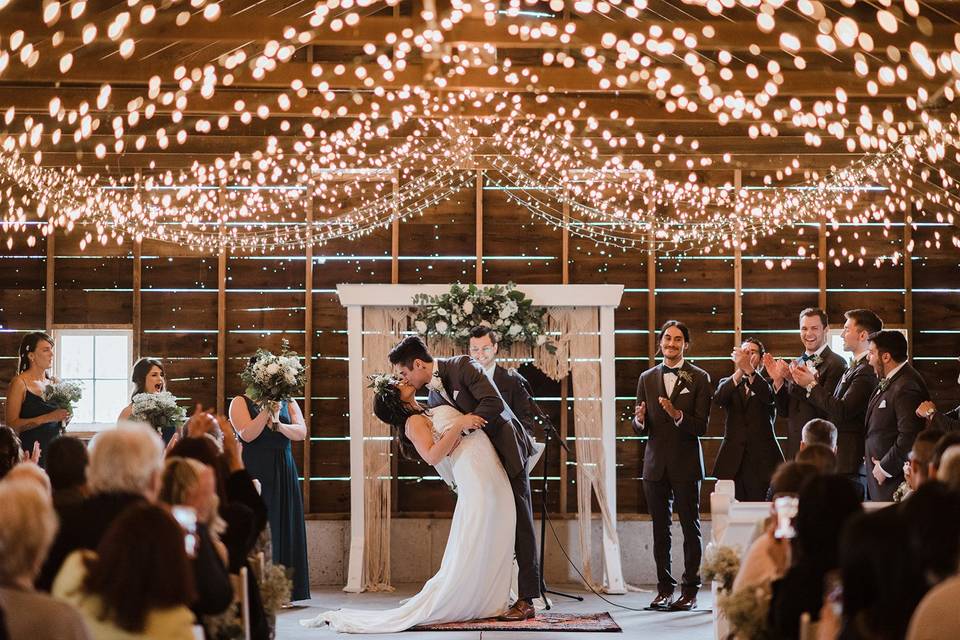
[410, 612, 621, 632]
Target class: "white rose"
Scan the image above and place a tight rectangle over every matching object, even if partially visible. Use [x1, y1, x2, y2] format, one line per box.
[509, 324, 522, 336]
[499, 306, 512, 320]
[415, 320, 428, 333]
[266, 362, 280, 375]
[536, 334, 548, 345]
[480, 320, 492, 328]
[436, 320, 449, 333]
[437, 308, 448, 317]
[462, 300, 474, 315]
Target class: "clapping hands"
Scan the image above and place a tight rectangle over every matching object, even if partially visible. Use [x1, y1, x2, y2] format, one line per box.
[791, 364, 817, 388]
[762, 353, 793, 386]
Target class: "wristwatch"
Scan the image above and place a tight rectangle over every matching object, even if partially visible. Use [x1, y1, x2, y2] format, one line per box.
[805, 381, 817, 393]
[925, 408, 936, 418]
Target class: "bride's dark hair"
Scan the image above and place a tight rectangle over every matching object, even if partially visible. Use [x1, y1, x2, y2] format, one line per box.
[370, 375, 422, 461]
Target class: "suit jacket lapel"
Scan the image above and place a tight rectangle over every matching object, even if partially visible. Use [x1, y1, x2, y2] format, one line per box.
[435, 359, 459, 410]
[669, 363, 688, 403]
[657, 364, 668, 400]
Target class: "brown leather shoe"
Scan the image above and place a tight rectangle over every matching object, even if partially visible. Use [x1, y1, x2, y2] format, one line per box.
[668, 593, 697, 611]
[498, 600, 536, 621]
[646, 592, 675, 611]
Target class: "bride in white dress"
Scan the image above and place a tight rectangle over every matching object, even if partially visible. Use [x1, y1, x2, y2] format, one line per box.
[301, 375, 517, 633]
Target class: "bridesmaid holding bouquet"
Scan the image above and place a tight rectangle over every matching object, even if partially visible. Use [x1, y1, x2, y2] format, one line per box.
[118, 358, 183, 444]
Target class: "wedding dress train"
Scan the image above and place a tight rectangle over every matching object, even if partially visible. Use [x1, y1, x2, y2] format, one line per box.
[301, 404, 516, 633]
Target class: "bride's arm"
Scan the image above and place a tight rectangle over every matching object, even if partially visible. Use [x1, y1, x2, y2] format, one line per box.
[405, 414, 484, 466]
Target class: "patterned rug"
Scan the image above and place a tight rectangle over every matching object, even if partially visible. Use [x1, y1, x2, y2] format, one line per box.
[410, 612, 621, 632]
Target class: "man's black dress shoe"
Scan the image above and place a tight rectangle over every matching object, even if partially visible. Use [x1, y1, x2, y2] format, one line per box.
[646, 592, 675, 610]
[668, 593, 698, 611]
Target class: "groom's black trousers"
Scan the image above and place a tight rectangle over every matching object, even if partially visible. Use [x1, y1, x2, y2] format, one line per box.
[510, 470, 541, 602]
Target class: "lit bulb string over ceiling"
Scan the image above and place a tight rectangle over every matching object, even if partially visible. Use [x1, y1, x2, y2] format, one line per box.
[0, 0, 958, 257]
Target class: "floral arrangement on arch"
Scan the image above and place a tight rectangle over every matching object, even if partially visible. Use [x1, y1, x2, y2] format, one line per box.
[411, 283, 555, 353]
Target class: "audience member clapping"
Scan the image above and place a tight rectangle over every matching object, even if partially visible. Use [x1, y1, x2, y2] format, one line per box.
[0, 478, 90, 640]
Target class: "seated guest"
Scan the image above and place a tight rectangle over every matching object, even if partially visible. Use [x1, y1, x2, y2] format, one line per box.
[735, 461, 820, 591]
[900, 429, 945, 499]
[45, 436, 89, 515]
[900, 482, 960, 587]
[52, 503, 197, 640]
[906, 573, 960, 640]
[930, 432, 960, 478]
[0, 426, 22, 479]
[4, 462, 51, 494]
[937, 446, 960, 491]
[839, 506, 929, 640]
[36, 424, 163, 591]
[768, 475, 862, 640]
[795, 442, 838, 474]
[0, 479, 91, 640]
[800, 418, 838, 453]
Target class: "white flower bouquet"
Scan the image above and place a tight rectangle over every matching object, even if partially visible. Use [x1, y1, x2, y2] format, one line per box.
[701, 543, 742, 592]
[43, 380, 83, 413]
[130, 390, 187, 435]
[412, 283, 554, 353]
[240, 339, 305, 403]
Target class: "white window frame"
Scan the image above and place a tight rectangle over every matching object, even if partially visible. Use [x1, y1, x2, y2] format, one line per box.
[52, 325, 134, 434]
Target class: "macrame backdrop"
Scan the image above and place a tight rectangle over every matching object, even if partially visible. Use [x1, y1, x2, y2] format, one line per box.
[360, 306, 408, 591]
[359, 306, 622, 592]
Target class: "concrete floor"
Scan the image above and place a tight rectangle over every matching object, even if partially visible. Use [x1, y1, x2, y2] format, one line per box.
[276, 584, 714, 639]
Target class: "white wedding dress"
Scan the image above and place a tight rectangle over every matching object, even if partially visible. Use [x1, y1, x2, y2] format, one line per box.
[301, 404, 516, 633]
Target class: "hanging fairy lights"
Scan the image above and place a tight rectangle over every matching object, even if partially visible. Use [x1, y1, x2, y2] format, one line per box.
[0, 0, 958, 261]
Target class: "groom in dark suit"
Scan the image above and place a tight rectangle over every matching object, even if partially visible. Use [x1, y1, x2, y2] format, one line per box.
[389, 335, 540, 621]
[634, 320, 712, 612]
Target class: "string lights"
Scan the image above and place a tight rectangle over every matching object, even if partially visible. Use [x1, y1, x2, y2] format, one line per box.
[0, 0, 958, 262]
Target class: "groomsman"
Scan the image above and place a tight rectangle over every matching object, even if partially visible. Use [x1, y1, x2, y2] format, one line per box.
[763, 308, 847, 461]
[791, 309, 882, 497]
[916, 355, 960, 432]
[634, 321, 712, 612]
[467, 326, 545, 471]
[864, 330, 930, 501]
[713, 338, 783, 501]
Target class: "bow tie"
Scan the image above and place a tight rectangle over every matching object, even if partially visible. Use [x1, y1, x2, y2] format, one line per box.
[800, 353, 814, 362]
[663, 365, 681, 376]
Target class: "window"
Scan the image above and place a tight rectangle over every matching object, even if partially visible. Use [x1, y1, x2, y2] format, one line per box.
[828, 327, 908, 359]
[53, 328, 132, 432]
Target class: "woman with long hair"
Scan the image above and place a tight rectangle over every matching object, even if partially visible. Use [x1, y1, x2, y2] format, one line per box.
[4, 332, 70, 467]
[228, 355, 310, 601]
[118, 358, 177, 443]
[51, 503, 197, 640]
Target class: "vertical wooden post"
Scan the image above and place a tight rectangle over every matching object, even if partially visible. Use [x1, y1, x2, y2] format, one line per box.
[216, 190, 227, 415]
[475, 169, 483, 285]
[391, 173, 399, 284]
[132, 241, 142, 360]
[818, 217, 828, 311]
[559, 197, 570, 514]
[903, 214, 914, 360]
[733, 170, 743, 346]
[45, 229, 55, 334]
[646, 232, 657, 367]
[303, 191, 315, 508]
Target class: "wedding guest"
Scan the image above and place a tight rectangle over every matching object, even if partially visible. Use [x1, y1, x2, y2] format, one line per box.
[713, 338, 784, 501]
[901, 429, 944, 498]
[906, 574, 960, 640]
[800, 418, 837, 453]
[864, 330, 929, 501]
[838, 506, 928, 640]
[0, 426, 22, 480]
[763, 308, 847, 461]
[768, 474, 862, 640]
[792, 309, 881, 498]
[633, 320, 712, 611]
[930, 432, 960, 476]
[4, 333, 70, 467]
[795, 442, 838, 474]
[4, 462, 51, 495]
[0, 479, 91, 640]
[118, 357, 177, 444]
[936, 446, 960, 490]
[45, 436, 89, 515]
[229, 358, 310, 602]
[900, 481, 960, 587]
[915, 354, 960, 432]
[52, 503, 197, 640]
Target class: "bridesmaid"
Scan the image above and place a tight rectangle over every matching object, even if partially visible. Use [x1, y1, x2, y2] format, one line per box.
[4, 332, 70, 467]
[118, 357, 177, 444]
[229, 360, 310, 602]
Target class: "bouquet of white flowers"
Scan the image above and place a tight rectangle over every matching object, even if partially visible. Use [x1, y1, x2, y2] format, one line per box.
[43, 380, 83, 413]
[240, 339, 305, 403]
[130, 390, 187, 435]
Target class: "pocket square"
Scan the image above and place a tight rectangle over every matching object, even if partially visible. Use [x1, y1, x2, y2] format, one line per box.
[453, 389, 460, 400]
[878, 399, 887, 409]
[679, 387, 691, 395]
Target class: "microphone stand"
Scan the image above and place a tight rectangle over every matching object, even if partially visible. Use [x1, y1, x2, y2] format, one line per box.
[529, 399, 584, 608]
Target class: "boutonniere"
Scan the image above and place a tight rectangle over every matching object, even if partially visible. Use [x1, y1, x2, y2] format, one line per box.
[678, 370, 694, 385]
[808, 354, 823, 368]
[876, 377, 890, 394]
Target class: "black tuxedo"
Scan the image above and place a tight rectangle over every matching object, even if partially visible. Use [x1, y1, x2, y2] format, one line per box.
[864, 363, 930, 501]
[491, 365, 539, 459]
[633, 361, 712, 596]
[775, 346, 847, 460]
[805, 356, 878, 478]
[712, 372, 783, 501]
[427, 356, 540, 601]
[931, 404, 960, 432]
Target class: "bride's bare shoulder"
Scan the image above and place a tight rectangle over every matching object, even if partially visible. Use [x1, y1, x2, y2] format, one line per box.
[404, 413, 431, 434]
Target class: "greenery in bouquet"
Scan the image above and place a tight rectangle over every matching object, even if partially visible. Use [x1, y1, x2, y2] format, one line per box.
[411, 283, 555, 353]
[241, 339, 305, 403]
[701, 543, 742, 592]
[254, 560, 294, 615]
[717, 582, 774, 640]
[43, 380, 83, 413]
[129, 390, 187, 435]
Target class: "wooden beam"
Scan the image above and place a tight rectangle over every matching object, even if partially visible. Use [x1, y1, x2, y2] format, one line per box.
[132, 239, 142, 360]
[904, 213, 914, 361]
[733, 169, 743, 347]
[216, 190, 227, 415]
[45, 230, 55, 334]
[818, 216, 828, 311]
[391, 173, 400, 284]
[475, 169, 483, 285]
[303, 192, 314, 509]
[647, 218, 657, 367]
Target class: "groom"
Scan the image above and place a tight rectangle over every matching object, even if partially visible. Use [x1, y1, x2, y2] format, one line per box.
[389, 335, 541, 621]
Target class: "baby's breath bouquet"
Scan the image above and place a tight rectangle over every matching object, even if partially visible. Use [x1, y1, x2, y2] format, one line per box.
[717, 582, 774, 640]
[702, 543, 742, 592]
[43, 380, 83, 413]
[130, 390, 187, 435]
[241, 339, 305, 403]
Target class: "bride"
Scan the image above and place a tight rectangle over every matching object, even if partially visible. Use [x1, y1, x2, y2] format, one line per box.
[301, 374, 517, 633]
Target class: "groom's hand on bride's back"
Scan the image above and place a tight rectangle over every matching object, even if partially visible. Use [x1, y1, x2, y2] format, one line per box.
[453, 414, 487, 432]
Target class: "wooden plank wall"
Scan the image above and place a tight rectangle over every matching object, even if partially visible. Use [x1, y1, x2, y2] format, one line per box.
[1, 178, 957, 517]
